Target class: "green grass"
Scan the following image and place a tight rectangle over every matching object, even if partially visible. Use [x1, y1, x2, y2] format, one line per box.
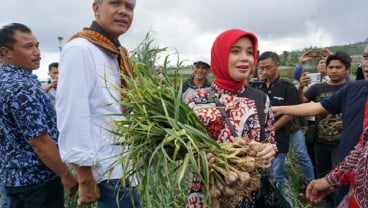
[285, 151, 313, 208]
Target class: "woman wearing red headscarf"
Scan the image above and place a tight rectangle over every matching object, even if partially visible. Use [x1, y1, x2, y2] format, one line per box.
[184, 29, 277, 208]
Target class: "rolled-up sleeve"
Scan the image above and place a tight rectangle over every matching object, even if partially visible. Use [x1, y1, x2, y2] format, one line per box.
[56, 45, 97, 166]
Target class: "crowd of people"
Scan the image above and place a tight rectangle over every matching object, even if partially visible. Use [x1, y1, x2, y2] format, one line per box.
[0, 0, 368, 208]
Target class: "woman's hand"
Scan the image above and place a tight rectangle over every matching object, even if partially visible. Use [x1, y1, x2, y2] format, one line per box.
[250, 141, 276, 168]
[306, 178, 335, 204]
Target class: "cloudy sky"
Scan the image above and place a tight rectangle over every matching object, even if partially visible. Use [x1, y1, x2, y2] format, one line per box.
[1, 0, 367, 80]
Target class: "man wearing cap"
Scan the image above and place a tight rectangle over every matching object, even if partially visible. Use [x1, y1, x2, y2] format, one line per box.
[182, 57, 211, 101]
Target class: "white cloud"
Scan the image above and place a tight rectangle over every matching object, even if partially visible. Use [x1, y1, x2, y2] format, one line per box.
[1, 0, 367, 74]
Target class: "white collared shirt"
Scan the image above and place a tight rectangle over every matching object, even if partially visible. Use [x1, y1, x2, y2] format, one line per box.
[56, 38, 124, 183]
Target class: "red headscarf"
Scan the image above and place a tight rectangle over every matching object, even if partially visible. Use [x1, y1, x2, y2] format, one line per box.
[211, 29, 258, 93]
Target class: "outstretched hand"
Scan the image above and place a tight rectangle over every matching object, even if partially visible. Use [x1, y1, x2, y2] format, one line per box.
[321, 48, 332, 57]
[299, 51, 313, 64]
[306, 178, 335, 204]
[271, 106, 283, 117]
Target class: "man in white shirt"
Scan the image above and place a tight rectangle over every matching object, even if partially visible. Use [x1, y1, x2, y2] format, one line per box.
[56, 0, 139, 207]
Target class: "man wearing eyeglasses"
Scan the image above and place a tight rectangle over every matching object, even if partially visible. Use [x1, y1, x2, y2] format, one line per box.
[257, 51, 298, 196]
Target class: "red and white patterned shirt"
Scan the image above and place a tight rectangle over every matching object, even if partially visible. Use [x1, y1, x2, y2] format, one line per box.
[184, 84, 275, 208]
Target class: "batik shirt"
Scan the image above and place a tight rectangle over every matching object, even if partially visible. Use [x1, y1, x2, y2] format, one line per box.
[325, 101, 368, 208]
[326, 128, 368, 208]
[0, 64, 58, 187]
[185, 83, 275, 208]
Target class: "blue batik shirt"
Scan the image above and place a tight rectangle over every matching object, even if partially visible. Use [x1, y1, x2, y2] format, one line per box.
[0, 64, 59, 187]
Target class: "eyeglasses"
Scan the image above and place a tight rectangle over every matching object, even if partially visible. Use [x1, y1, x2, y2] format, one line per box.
[258, 65, 276, 71]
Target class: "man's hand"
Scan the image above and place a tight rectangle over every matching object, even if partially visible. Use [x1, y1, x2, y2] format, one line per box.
[334, 120, 343, 131]
[299, 51, 314, 65]
[72, 165, 100, 206]
[299, 72, 312, 88]
[321, 48, 332, 57]
[43, 79, 57, 92]
[60, 172, 78, 196]
[77, 177, 100, 206]
[306, 178, 335, 204]
[271, 106, 283, 117]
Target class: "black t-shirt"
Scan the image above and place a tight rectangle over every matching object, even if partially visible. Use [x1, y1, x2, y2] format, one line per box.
[259, 76, 298, 153]
[304, 82, 347, 144]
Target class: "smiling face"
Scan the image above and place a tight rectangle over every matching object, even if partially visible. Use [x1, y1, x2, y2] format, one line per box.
[192, 62, 210, 81]
[93, 0, 135, 40]
[227, 37, 255, 82]
[1, 30, 40, 71]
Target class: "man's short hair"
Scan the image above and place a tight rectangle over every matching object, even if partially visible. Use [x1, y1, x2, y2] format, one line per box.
[0, 23, 32, 55]
[326, 51, 352, 69]
[259, 51, 280, 63]
[48, 62, 59, 72]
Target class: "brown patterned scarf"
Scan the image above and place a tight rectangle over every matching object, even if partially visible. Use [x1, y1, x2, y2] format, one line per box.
[69, 29, 133, 100]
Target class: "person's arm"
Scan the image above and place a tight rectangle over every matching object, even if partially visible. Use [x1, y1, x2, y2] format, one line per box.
[293, 51, 313, 80]
[43, 80, 57, 92]
[297, 73, 311, 103]
[306, 178, 335, 204]
[274, 115, 293, 131]
[71, 165, 100, 206]
[306, 133, 366, 204]
[56, 45, 96, 166]
[27, 133, 78, 196]
[293, 63, 304, 80]
[10, 80, 77, 196]
[56, 43, 100, 205]
[325, 138, 364, 186]
[272, 102, 328, 117]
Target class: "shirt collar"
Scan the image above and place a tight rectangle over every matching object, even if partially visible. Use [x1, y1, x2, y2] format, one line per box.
[1, 64, 38, 80]
[187, 76, 211, 89]
[88, 21, 121, 48]
[266, 74, 281, 88]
